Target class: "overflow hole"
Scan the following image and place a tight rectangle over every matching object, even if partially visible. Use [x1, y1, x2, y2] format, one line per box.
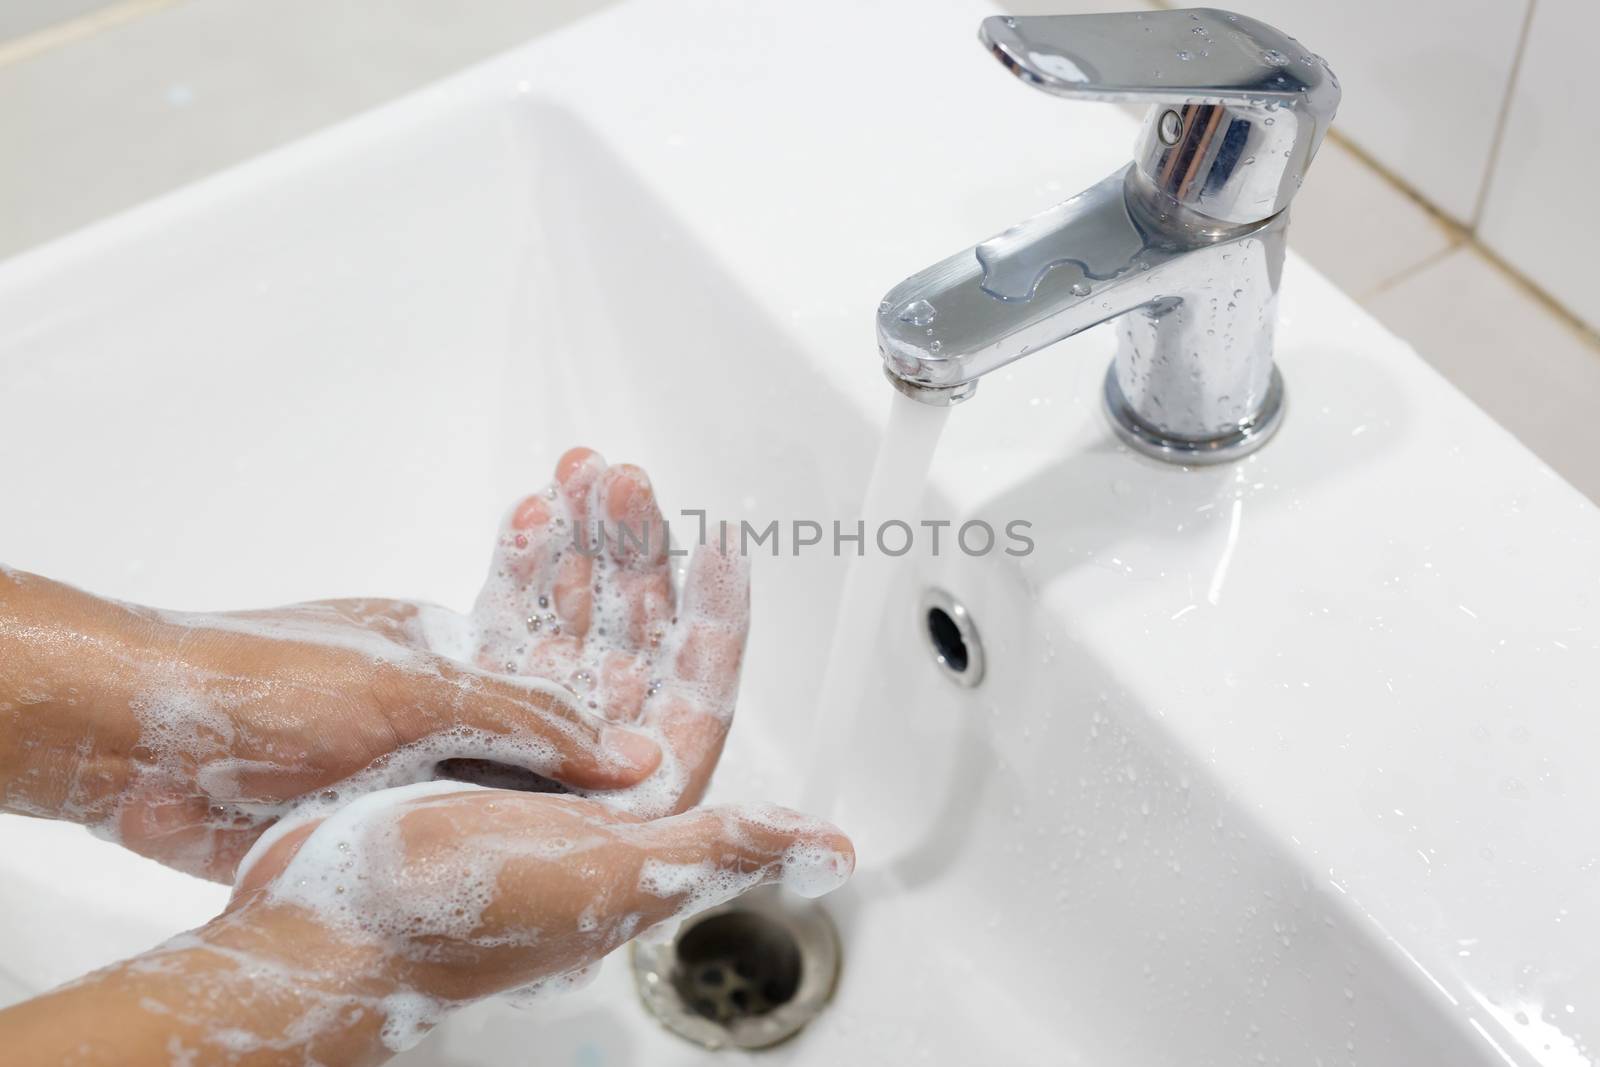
[927, 607, 969, 673]
[921, 588, 985, 687]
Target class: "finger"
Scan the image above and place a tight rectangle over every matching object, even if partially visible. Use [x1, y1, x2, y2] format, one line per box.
[620, 803, 855, 923]
[555, 447, 605, 525]
[551, 448, 606, 637]
[593, 464, 675, 647]
[475, 494, 564, 670]
[666, 537, 750, 710]
[395, 663, 662, 790]
[642, 540, 750, 807]
[598, 464, 669, 571]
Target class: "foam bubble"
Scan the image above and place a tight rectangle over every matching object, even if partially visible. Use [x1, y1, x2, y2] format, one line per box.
[500, 962, 601, 1010]
[638, 858, 764, 917]
[779, 841, 853, 899]
[378, 992, 447, 1052]
[242, 780, 493, 943]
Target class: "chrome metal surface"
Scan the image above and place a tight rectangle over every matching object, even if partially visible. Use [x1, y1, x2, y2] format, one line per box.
[877, 9, 1338, 463]
[982, 9, 1339, 225]
[922, 587, 985, 687]
[882, 364, 977, 406]
[1105, 363, 1285, 464]
[631, 887, 841, 1051]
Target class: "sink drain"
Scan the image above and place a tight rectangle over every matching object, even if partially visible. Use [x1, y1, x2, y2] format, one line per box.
[631, 886, 840, 1050]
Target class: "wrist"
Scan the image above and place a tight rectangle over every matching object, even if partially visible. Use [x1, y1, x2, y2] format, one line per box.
[0, 902, 403, 1067]
[204, 899, 401, 995]
[198, 900, 413, 1063]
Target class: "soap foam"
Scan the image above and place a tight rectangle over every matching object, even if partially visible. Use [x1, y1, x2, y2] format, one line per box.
[378, 992, 446, 1052]
[463, 477, 751, 821]
[633, 807, 853, 917]
[120, 923, 424, 1064]
[499, 962, 601, 1010]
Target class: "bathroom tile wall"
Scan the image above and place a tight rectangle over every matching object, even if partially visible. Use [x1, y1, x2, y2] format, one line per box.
[1478, 0, 1600, 336]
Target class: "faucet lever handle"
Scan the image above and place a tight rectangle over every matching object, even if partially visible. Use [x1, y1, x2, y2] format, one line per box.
[980, 9, 1340, 226]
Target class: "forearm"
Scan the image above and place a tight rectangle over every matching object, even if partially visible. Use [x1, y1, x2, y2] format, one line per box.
[0, 567, 155, 821]
[0, 903, 397, 1067]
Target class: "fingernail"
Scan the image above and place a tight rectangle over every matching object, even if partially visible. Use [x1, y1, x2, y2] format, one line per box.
[603, 725, 662, 773]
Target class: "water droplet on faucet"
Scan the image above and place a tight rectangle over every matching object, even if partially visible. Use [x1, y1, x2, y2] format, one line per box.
[897, 298, 937, 326]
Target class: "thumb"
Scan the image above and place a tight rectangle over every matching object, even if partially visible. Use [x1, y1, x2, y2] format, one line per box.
[620, 803, 856, 925]
[400, 660, 663, 791]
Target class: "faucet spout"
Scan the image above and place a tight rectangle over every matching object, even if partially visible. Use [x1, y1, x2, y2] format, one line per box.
[877, 164, 1290, 463]
[879, 166, 1163, 394]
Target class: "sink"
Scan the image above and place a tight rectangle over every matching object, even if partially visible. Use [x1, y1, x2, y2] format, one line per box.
[1, 1, 1598, 1064]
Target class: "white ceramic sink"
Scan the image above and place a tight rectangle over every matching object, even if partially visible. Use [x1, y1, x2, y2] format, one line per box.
[2, 1, 1599, 1063]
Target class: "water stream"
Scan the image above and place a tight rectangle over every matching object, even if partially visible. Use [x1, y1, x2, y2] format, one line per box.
[799, 391, 950, 818]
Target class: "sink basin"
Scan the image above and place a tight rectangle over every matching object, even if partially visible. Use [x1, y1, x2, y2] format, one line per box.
[2, 1, 1597, 1063]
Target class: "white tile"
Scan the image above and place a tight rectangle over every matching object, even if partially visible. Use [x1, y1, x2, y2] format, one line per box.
[1215, 0, 1529, 225]
[1477, 0, 1600, 335]
[1365, 246, 1600, 503]
[1287, 134, 1458, 300]
[0, 0, 613, 259]
[0, 0, 121, 42]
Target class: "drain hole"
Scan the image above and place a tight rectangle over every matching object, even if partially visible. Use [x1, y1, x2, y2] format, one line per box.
[632, 885, 841, 1050]
[672, 911, 802, 1023]
[926, 607, 968, 673]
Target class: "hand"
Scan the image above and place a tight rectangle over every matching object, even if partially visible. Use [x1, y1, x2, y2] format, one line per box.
[469, 447, 751, 817]
[0, 558, 665, 884]
[0, 784, 852, 1066]
[0, 447, 748, 882]
[234, 784, 851, 1055]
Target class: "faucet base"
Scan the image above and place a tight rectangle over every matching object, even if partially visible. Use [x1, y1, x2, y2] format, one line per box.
[1103, 365, 1285, 466]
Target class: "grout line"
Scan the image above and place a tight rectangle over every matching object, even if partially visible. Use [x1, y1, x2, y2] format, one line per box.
[1470, 241, 1600, 354]
[1325, 129, 1468, 233]
[1324, 128, 1600, 353]
[1364, 242, 1460, 299]
[0, 0, 185, 68]
[1469, 0, 1538, 230]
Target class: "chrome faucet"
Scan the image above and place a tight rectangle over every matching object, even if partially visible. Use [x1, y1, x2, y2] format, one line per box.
[877, 9, 1340, 463]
